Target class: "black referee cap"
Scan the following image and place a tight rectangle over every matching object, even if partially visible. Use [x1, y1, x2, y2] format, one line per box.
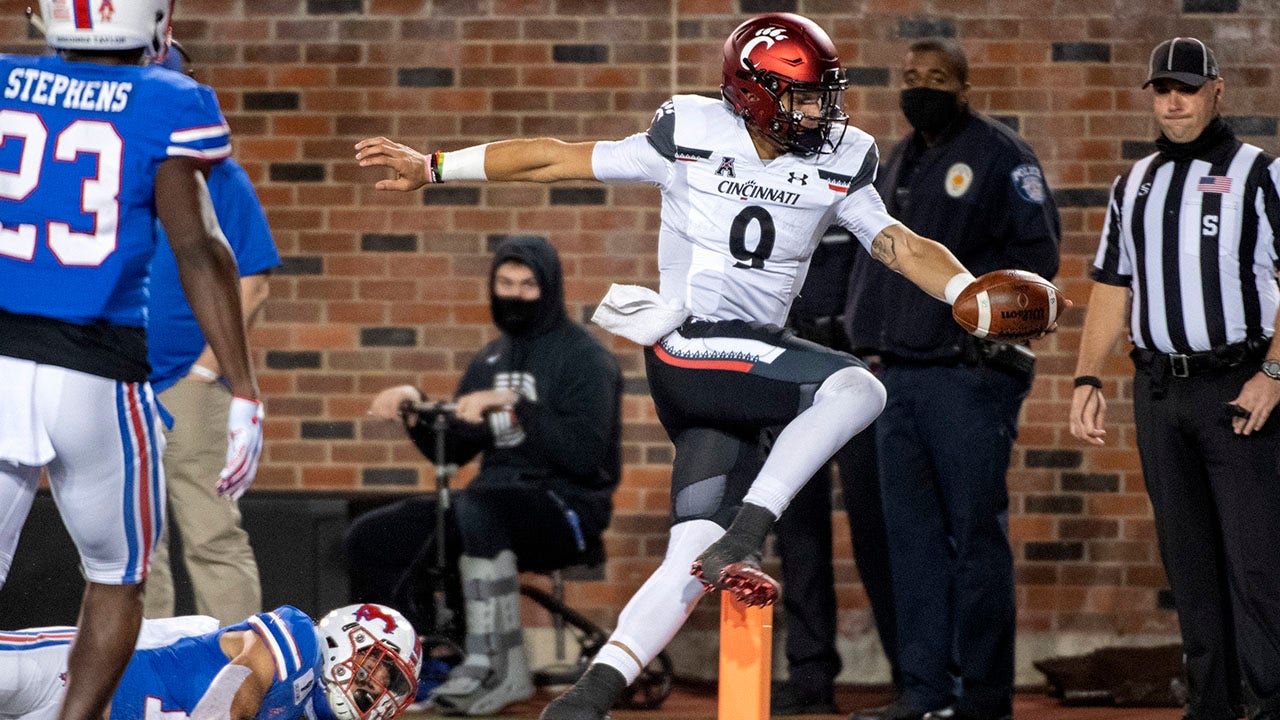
[1143, 37, 1218, 88]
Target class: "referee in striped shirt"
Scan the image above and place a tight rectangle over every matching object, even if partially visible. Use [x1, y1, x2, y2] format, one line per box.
[1070, 38, 1280, 720]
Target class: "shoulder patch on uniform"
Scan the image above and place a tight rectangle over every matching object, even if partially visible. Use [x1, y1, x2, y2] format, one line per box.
[1011, 163, 1046, 203]
[945, 162, 974, 198]
[644, 99, 677, 161]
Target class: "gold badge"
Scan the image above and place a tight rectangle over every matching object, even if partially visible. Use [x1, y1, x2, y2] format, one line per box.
[945, 162, 973, 198]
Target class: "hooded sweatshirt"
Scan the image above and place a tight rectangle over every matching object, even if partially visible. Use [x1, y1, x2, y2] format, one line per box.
[408, 236, 622, 535]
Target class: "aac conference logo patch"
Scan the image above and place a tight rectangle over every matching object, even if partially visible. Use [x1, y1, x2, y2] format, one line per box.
[945, 163, 973, 198]
[1011, 163, 1046, 203]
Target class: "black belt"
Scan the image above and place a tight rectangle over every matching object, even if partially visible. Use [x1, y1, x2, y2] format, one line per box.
[880, 336, 1035, 377]
[1131, 337, 1269, 378]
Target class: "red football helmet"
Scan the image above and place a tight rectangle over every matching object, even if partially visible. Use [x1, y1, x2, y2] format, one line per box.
[721, 13, 849, 156]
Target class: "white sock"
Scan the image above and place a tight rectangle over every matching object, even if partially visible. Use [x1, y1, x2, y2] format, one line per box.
[590, 520, 725, 683]
[743, 366, 885, 517]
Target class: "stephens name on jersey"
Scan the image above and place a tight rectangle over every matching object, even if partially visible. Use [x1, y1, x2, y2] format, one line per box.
[0, 54, 231, 382]
[4, 66, 134, 112]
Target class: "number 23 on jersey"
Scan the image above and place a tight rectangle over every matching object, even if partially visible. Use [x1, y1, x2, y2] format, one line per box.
[0, 109, 122, 267]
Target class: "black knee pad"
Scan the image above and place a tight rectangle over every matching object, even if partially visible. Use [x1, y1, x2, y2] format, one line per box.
[670, 428, 763, 528]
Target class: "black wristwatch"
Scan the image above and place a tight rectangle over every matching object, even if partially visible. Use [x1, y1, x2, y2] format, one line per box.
[1261, 359, 1280, 381]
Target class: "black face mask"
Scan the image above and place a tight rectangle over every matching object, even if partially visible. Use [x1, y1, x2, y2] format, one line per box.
[899, 87, 962, 135]
[492, 296, 541, 336]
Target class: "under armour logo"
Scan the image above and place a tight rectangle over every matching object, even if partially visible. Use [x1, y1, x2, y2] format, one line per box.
[716, 157, 736, 178]
[788, 172, 808, 185]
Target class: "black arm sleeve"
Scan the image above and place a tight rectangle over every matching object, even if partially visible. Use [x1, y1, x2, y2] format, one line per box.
[406, 355, 492, 467]
[512, 341, 620, 483]
[995, 147, 1062, 281]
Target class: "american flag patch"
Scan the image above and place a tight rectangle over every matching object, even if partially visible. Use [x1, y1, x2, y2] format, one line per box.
[1197, 175, 1232, 194]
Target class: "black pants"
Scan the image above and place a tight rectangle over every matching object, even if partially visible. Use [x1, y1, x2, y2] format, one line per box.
[878, 363, 1030, 717]
[1133, 363, 1280, 720]
[774, 424, 898, 691]
[344, 481, 590, 631]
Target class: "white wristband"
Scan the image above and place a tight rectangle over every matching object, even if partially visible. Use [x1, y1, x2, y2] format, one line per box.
[440, 144, 489, 181]
[943, 272, 976, 306]
[190, 364, 220, 381]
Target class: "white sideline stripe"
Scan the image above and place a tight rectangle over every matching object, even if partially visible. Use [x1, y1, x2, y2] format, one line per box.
[169, 123, 231, 143]
[167, 144, 233, 160]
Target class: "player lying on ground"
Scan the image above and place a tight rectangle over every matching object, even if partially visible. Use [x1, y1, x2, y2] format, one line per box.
[0, 603, 420, 720]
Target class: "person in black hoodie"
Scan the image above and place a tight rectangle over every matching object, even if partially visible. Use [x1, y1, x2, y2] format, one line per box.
[346, 236, 622, 716]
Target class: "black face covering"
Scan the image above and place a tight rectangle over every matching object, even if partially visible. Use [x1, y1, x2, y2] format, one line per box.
[899, 87, 962, 135]
[1155, 116, 1235, 162]
[492, 296, 541, 336]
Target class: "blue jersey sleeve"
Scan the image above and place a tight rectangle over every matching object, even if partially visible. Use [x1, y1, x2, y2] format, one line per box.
[162, 81, 230, 162]
[146, 156, 279, 389]
[246, 606, 320, 683]
[208, 158, 280, 276]
[240, 606, 327, 720]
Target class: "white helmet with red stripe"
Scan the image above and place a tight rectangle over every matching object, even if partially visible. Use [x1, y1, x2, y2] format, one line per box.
[317, 603, 422, 720]
[38, 0, 174, 58]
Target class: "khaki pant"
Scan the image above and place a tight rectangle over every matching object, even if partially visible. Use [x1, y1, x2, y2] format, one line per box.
[143, 376, 260, 625]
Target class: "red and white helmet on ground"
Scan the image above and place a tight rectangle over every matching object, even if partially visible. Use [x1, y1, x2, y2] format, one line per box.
[721, 12, 849, 157]
[37, 0, 173, 59]
[317, 603, 422, 720]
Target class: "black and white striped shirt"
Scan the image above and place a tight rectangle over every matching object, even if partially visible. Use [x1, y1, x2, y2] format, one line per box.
[1092, 139, 1280, 353]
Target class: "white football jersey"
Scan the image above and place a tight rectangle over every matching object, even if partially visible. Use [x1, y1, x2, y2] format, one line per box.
[592, 94, 897, 326]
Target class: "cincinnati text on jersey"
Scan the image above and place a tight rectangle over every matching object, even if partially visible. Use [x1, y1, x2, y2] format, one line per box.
[4, 68, 133, 112]
[716, 178, 803, 206]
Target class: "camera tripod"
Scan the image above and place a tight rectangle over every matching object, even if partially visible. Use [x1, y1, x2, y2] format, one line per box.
[398, 399, 673, 710]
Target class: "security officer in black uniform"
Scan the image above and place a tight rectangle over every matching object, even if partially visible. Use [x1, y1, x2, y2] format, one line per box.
[1071, 37, 1280, 720]
[771, 229, 898, 715]
[845, 39, 1060, 720]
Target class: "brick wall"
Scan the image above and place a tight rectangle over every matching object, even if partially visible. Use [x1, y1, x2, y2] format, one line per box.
[6, 0, 1277, 679]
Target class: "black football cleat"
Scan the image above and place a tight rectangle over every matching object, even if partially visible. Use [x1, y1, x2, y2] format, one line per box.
[539, 664, 628, 720]
[690, 503, 779, 605]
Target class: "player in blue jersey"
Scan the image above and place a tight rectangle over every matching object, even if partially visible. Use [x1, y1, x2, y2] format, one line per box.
[0, 3, 264, 720]
[0, 602, 422, 720]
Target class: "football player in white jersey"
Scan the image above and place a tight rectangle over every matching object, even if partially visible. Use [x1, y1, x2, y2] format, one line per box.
[355, 13, 1050, 720]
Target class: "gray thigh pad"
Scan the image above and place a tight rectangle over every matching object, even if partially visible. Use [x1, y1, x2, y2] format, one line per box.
[670, 428, 762, 528]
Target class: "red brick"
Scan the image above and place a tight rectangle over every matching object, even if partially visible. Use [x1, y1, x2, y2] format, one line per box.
[165, 0, 1280, 626]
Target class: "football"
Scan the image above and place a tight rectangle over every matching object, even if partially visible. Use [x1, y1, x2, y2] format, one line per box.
[952, 269, 1060, 341]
